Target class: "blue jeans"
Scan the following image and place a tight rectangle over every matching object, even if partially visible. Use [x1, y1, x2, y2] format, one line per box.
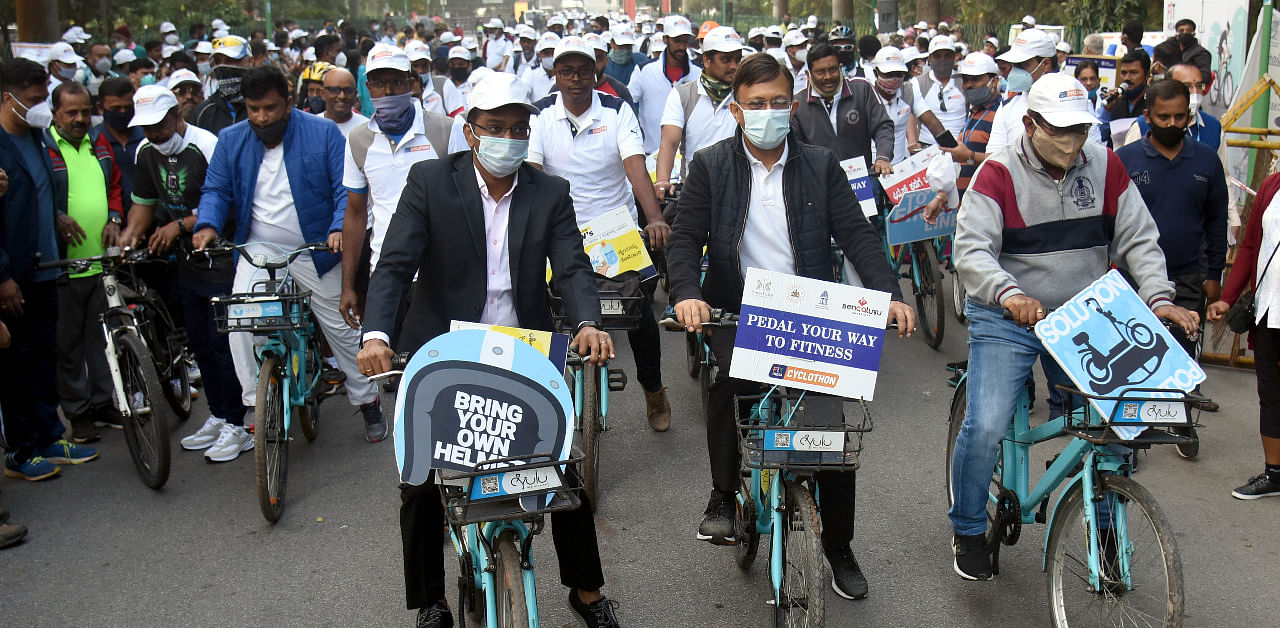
[948, 301, 1075, 536]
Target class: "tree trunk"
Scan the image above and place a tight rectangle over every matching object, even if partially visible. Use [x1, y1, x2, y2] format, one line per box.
[915, 0, 938, 26]
[773, 0, 789, 22]
[833, 0, 854, 25]
[16, 0, 59, 43]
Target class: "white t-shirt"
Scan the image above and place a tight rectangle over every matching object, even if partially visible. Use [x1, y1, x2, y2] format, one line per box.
[442, 79, 471, 117]
[317, 111, 370, 138]
[739, 139, 795, 277]
[659, 81, 739, 159]
[483, 37, 512, 70]
[247, 145, 305, 249]
[909, 71, 966, 144]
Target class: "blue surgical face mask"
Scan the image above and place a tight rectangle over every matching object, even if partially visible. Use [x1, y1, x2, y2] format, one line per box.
[371, 92, 416, 135]
[140, 74, 157, 86]
[470, 126, 528, 177]
[1005, 66, 1033, 94]
[739, 108, 791, 150]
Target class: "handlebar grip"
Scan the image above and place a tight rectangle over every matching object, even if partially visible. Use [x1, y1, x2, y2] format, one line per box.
[390, 352, 411, 370]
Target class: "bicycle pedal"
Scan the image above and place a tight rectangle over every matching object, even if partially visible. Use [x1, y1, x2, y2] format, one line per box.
[607, 368, 628, 392]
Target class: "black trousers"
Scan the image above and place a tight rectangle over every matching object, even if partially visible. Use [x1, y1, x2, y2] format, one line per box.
[178, 276, 245, 423]
[627, 288, 663, 392]
[0, 280, 63, 462]
[1253, 315, 1280, 439]
[1169, 271, 1207, 358]
[704, 326, 857, 550]
[399, 473, 606, 609]
[55, 274, 112, 419]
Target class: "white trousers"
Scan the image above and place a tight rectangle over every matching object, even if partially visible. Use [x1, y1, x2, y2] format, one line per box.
[229, 255, 378, 408]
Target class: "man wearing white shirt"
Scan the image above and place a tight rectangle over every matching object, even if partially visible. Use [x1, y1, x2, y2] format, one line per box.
[519, 33, 560, 101]
[654, 26, 744, 199]
[628, 16, 700, 154]
[317, 67, 368, 137]
[405, 42, 445, 115]
[506, 26, 539, 76]
[987, 28, 1101, 156]
[442, 47, 473, 117]
[529, 37, 674, 432]
[481, 18, 511, 72]
[907, 36, 966, 145]
[782, 29, 810, 94]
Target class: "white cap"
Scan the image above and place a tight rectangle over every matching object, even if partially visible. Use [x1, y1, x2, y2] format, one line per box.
[467, 66, 494, 88]
[927, 35, 956, 55]
[998, 28, 1056, 63]
[782, 29, 808, 47]
[612, 30, 635, 45]
[265, 41, 280, 52]
[159, 21, 177, 34]
[985, 37, 999, 48]
[957, 52, 999, 76]
[1056, 41, 1072, 54]
[367, 43, 411, 72]
[914, 21, 929, 30]
[129, 85, 179, 127]
[748, 27, 762, 39]
[439, 31, 458, 44]
[582, 33, 608, 53]
[1027, 73, 1098, 127]
[167, 68, 201, 87]
[462, 37, 478, 50]
[642, 23, 654, 34]
[1021, 15, 1037, 27]
[806, 15, 818, 28]
[62, 26, 90, 44]
[536, 32, 561, 52]
[485, 18, 505, 29]
[554, 36, 597, 63]
[467, 71, 539, 115]
[872, 46, 908, 73]
[649, 33, 667, 53]
[302, 47, 317, 62]
[193, 40, 214, 55]
[664, 16, 693, 38]
[937, 21, 951, 32]
[702, 26, 744, 54]
[212, 35, 249, 60]
[211, 18, 228, 30]
[766, 25, 784, 39]
[448, 46, 472, 61]
[504, 27, 515, 36]
[289, 28, 309, 40]
[548, 15, 567, 27]
[212, 28, 229, 39]
[162, 44, 183, 59]
[900, 47, 923, 64]
[519, 25, 538, 40]
[113, 49, 137, 65]
[48, 42, 83, 64]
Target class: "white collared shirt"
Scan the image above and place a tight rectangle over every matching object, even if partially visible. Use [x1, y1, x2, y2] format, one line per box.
[870, 83, 911, 164]
[627, 52, 701, 153]
[520, 65, 556, 101]
[659, 80, 739, 159]
[809, 82, 845, 133]
[477, 167, 518, 326]
[739, 139, 796, 278]
[909, 70, 966, 144]
[528, 91, 645, 226]
[442, 79, 471, 117]
[483, 36, 512, 70]
[789, 64, 809, 94]
[343, 107, 444, 272]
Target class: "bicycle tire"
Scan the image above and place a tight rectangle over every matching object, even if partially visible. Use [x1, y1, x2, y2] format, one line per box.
[911, 241, 945, 349]
[1223, 72, 1234, 106]
[578, 363, 603, 513]
[254, 355, 289, 523]
[775, 480, 826, 627]
[161, 347, 193, 421]
[1046, 475, 1184, 628]
[298, 337, 322, 441]
[493, 530, 530, 628]
[117, 332, 172, 489]
[951, 271, 967, 323]
[735, 489, 759, 570]
[686, 331, 701, 378]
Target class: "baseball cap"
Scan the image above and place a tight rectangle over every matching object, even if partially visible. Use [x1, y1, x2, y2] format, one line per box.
[212, 35, 249, 60]
[62, 26, 90, 44]
[900, 47, 923, 64]
[1021, 15, 1037, 27]
[448, 46, 472, 61]
[211, 18, 228, 30]
[872, 47, 909, 73]
[289, 28, 309, 40]
[468, 72, 539, 115]
[302, 47, 317, 62]
[806, 15, 818, 28]
[985, 37, 999, 48]
[748, 27, 762, 39]
[193, 40, 214, 55]
[612, 30, 636, 45]
[439, 31, 458, 44]
[548, 15, 567, 27]
[166, 68, 201, 88]
[212, 29, 230, 39]
[997, 28, 1056, 63]
[48, 42, 84, 65]
[163, 44, 185, 59]
[367, 43, 411, 72]
[927, 35, 956, 55]
[554, 36, 597, 63]
[485, 18, 505, 29]
[462, 37, 478, 51]
[129, 85, 179, 127]
[536, 33, 561, 52]
[782, 29, 809, 47]
[914, 21, 929, 30]
[665, 16, 694, 38]
[583, 33, 608, 53]
[159, 21, 177, 34]
[649, 33, 667, 53]
[1056, 41, 1072, 54]
[519, 25, 538, 40]
[265, 41, 280, 52]
[957, 52, 999, 76]
[937, 21, 952, 32]
[766, 25, 784, 39]
[113, 49, 137, 65]
[701, 26, 744, 54]
[1027, 73, 1098, 128]
[697, 21, 720, 40]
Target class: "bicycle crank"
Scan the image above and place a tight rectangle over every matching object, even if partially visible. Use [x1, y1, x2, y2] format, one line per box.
[996, 488, 1022, 546]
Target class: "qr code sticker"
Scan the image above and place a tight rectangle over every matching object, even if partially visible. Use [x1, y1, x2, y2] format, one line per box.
[774, 432, 792, 448]
[479, 475, 500, 495]
[1122, 403, 1139, 420]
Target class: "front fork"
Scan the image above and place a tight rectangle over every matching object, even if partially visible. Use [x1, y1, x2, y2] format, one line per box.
[768, 471, 785, 601]
[1080, 452, 1133, 592]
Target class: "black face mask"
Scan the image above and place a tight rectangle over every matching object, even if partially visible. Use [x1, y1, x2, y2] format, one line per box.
[449, 66, 470, 83]
[1149, 122, 1185, 147]
[102, 108, 134, 132]
[836, 51, 857, 67]
[1177, 32, 1196, 48]
[307, 96, 326, 114]
[252, 115, 289, 146]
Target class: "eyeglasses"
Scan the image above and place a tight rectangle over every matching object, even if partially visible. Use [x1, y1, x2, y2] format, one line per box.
[366, 78, 410, 91]
[173, 84, 201, 96]
[833, 44, 855, 52]
[937, 84, 947, 112]
[555, 67, 595, 80]
[471, 124, 532, 140]
[740, 98, 793, 110]
[324, 86, 358, 96]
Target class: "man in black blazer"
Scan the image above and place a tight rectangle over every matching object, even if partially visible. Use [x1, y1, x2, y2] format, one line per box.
[357, 73, 622, 628]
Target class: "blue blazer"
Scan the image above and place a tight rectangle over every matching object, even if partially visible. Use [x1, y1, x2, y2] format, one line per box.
[194, 111, 347, 276]
[0, 128, 62, 283]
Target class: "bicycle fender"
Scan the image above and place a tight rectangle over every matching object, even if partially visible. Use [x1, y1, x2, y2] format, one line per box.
[1040, 455, 1130, 570]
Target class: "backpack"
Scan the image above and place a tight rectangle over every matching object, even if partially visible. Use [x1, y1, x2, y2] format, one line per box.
[347, 109, 455, 174]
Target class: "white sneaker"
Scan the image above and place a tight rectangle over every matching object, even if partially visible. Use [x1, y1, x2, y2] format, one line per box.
[205, 424, 254, 463]
[186, 362, 202, 386]
[181, 416, 226, 450]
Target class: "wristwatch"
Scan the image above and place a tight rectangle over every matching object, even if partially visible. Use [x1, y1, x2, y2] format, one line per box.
[108, 214, 123, 226]
[576, 320, 600, 333]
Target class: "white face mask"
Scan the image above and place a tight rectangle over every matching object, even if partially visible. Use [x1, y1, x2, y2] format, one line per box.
[334, 51, 347, 67]
[152, 129, 186, 156]
[164, 33, 180, 46]
[7, 93, 52, 129]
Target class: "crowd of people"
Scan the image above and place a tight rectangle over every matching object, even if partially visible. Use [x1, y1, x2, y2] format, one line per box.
[0, 8, 1276, 627]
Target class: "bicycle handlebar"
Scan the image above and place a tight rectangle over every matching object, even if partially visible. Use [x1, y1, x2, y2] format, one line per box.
[36, 247, 160, 272]
[367, 352, 412, 383]
[193, 241, 331, 269]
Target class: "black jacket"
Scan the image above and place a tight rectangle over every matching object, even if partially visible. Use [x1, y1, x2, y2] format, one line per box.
[1152, 37, 1212, 82]
[667, 131, 903, 313]
[790, 78, 895, 170]
[365, 152, 599, 352]
[192, 93, 247, 137]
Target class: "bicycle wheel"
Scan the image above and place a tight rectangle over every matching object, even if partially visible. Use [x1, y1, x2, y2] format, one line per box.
[492, 530, 530, 628]
[578, 363, 603, 512]
[1223, 72, 1234, 105]
[117, 332, 172, 489]
[951, 271, 967, 323]
[298, 337, 322, 441]
[161, 346, 193, 421]
[686, 331, 701, 378]
[735, 487, 760, 570]
[774, 480, 826, 627]
[1046, 475, 1184, 627]
[911, 241, 945, 349]
[254, 355, 289, 523]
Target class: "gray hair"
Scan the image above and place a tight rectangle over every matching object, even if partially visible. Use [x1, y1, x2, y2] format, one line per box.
[1083, 34, 1104, 55]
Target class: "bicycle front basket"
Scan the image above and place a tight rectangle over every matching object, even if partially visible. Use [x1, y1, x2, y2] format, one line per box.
[212, 291, 313, 334]
[738, 390, 872, 472]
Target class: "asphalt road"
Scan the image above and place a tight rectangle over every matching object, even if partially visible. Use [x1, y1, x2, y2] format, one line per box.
[4, 277, 1276, 627]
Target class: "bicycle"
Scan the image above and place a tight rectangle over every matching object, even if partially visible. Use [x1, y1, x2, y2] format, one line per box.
[945, 319, 1201, 626]
[38, 247, 183, 489]
[664, 255, 716, 419]
[872, 214, 945, 349]
[208, 241, 330, 523]
[1209, 26, 1234, 107]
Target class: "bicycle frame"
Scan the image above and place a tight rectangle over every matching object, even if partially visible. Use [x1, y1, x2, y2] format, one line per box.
[568, 361, 611, 431]
[740, 389, 809, 603]
[100, 270, 143, 418]
[450, 519, 541, 627]
[250, 281, 320, 434]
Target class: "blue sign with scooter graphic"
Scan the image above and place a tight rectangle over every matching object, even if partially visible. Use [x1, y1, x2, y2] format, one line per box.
[1034, 270, 1205, 440]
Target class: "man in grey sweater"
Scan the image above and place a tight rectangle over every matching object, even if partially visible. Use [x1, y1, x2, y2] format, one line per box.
[947, 73, 1200, 581]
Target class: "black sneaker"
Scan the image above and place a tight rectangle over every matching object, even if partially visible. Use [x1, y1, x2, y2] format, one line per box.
[70, 417, 101, 444]
[825, 544, 869, 599]
[952, 533, 992, 581]
[92, 406, 125, 430]
[567, 590, 622, 628]
[414, 601, 453, 628]
[1173, 425, 1199, 459]
[696, 490, 736, 544]
[361, 399, 388, 443]
[1231, 473, 1280, 500]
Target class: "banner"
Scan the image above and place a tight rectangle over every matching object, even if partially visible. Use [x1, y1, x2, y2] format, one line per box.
[730, 268, 891, 400]
[1035, 270, 1205, 440]
[1063, 55, 1119, 91]
[879, 146, 940, 204]
[449, 320, 570, 372]
[885, 189, 956, 245]
[840, 158, 879, 218]
[553, 207, 656, 281]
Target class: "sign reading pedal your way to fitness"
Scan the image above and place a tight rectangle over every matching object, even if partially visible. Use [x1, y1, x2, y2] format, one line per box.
[1034, 270, 1204, 440]
[731, 268, 891, 400]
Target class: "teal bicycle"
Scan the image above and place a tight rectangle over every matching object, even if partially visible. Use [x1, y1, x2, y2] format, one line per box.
[946, 347, 1200, 626]
[864, 217, 946, 349]
[210, 241, 330, 523]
